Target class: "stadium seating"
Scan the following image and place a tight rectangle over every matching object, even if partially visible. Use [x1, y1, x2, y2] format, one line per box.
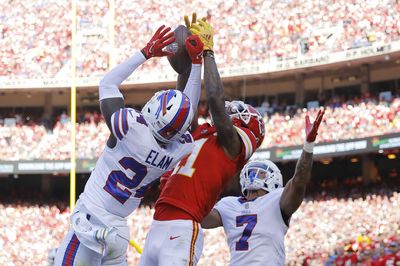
[1, 189, 398, 265]
[1, 0, 399, 78]
[1, 97, 399, 160]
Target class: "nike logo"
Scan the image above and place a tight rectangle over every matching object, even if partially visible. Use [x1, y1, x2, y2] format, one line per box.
[169, 235, 181, 240]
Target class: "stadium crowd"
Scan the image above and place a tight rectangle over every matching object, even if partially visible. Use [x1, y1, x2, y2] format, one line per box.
[1, 95, 399, 160]
[261, 95, 400, 149]
[1, 0, 399, 78]
[0, 187, 398, 265]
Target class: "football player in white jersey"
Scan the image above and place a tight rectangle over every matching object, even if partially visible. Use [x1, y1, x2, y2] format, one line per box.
[201, 109, 325, 266]
[55, 25, 205, 266]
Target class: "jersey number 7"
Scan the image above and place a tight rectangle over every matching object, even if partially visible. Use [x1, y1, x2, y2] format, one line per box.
[235, 214, 258, 251]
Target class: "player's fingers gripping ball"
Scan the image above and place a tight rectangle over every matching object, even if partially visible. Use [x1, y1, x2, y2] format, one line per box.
[184, 13, 197, 28]
[185, 35, 204, 64]
[189, 19, 214, 51]
[184, 12, 207, 31]
[141, 25, 176, 59]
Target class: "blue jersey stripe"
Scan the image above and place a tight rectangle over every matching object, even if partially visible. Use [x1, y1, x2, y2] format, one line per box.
[113, 110, 123, 140]
[122, 108, 128, 135]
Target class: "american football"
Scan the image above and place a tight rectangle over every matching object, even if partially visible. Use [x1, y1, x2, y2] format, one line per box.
[167, 25, 192, 74]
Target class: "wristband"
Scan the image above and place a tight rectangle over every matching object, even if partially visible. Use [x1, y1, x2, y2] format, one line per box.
[203, 50, 214, 59]
[303, 141, 315, 153]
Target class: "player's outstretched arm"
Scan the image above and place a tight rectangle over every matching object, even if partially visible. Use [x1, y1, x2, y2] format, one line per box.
[176, 34, 204, 132]
[200, 21, 241, 159]
[279, 109, 325, 219]
[99, 25, 175, 147]
[201, 208, 222, 229]
[175, 12, 202, 92]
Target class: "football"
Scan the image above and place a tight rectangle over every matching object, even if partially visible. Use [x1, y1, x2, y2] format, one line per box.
[167, 25, 192, 74]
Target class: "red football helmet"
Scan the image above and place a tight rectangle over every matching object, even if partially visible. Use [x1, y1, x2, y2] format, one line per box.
[225, 101, 265, 147]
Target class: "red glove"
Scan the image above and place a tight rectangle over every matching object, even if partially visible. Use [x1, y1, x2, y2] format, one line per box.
[185, 35, 204, 64]
[305, 109, 325, 142]
[141, 25, 175, 59]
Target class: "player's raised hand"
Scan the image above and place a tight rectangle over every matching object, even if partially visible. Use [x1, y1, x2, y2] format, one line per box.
[184, 13, 206, 31]
[141, 25, 175, 59]
[305, 109, 325, 142]
[185, 35, 204, 64]
[190, 19, 214, 52]
[184, 13, 213, 51]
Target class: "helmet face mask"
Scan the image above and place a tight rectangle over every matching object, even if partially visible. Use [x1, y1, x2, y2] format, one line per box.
[240, 160, 283, 196]
[224, 101, 265, 147]
[141, 89, 193, 144]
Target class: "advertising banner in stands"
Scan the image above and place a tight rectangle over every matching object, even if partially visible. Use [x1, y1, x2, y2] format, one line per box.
[257, 132, 400, 162]
[0, 133, 399, 174]
[1, 41, 399, 89]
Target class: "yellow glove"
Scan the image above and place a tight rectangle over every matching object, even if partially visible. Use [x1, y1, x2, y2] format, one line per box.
[184, 13, 199, 29]
[184, 13, 214, 51]
[184, 13, 206, 31]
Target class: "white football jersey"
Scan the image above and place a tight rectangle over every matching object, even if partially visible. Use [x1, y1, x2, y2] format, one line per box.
[214, 188, 288, 266]
[79, 108, 194, 227]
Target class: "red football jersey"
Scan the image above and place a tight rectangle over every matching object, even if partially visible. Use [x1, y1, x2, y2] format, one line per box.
[154, 123, 257, 223]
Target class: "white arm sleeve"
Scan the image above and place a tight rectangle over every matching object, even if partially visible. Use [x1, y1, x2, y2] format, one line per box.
[182, 64, 202, 111]
[99, 51, 147, 100]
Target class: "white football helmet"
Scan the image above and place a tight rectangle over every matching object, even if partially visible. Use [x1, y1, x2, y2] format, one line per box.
[240, 160, 283, 196]
[142, 89, 193, 143]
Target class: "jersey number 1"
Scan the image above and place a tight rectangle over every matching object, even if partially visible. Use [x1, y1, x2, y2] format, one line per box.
[103, 157, 147, 204]
[172, 138, 207, 178]
[235, 214, 258, 251]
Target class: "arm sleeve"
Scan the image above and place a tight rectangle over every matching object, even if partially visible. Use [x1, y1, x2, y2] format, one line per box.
[182, 64, 202, 112]
[99, 52, 147, 100]
[213, 198, 230, 226]
[213, 199, 224, 214]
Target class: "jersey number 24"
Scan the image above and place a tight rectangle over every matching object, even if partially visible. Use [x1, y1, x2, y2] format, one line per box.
[103, 157, 152, 204]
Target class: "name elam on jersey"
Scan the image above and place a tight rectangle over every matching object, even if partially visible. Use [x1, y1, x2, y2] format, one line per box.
[110, 107, 194, 170]
[79, 107, 194, 221]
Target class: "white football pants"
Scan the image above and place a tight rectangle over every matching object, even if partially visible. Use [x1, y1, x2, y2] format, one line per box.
[139, 219, 204, 266]
[54, 201, 129, 266]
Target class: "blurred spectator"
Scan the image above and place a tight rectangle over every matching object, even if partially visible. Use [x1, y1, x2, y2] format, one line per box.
[1, 0, 400, 78]
[0, 187, 398, 265]
[1, 96, 400, 160]
[261, 97, 400, 148]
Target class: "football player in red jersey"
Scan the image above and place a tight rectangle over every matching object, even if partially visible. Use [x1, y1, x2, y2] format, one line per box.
[138, 15, 265, 266]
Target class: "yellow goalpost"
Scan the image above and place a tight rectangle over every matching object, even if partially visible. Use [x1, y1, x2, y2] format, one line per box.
[69, 0, 77, 211]
[68, 0, 141, 253]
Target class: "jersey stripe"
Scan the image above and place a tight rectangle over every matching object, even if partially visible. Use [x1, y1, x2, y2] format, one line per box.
[112, 109, 123, 140]
[235, 126, 254, 160]
[122, 108, 128, 134]
[189, 221, 199, 266]
[62, 234, 80, 266]
[112, 108, 130, 140]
